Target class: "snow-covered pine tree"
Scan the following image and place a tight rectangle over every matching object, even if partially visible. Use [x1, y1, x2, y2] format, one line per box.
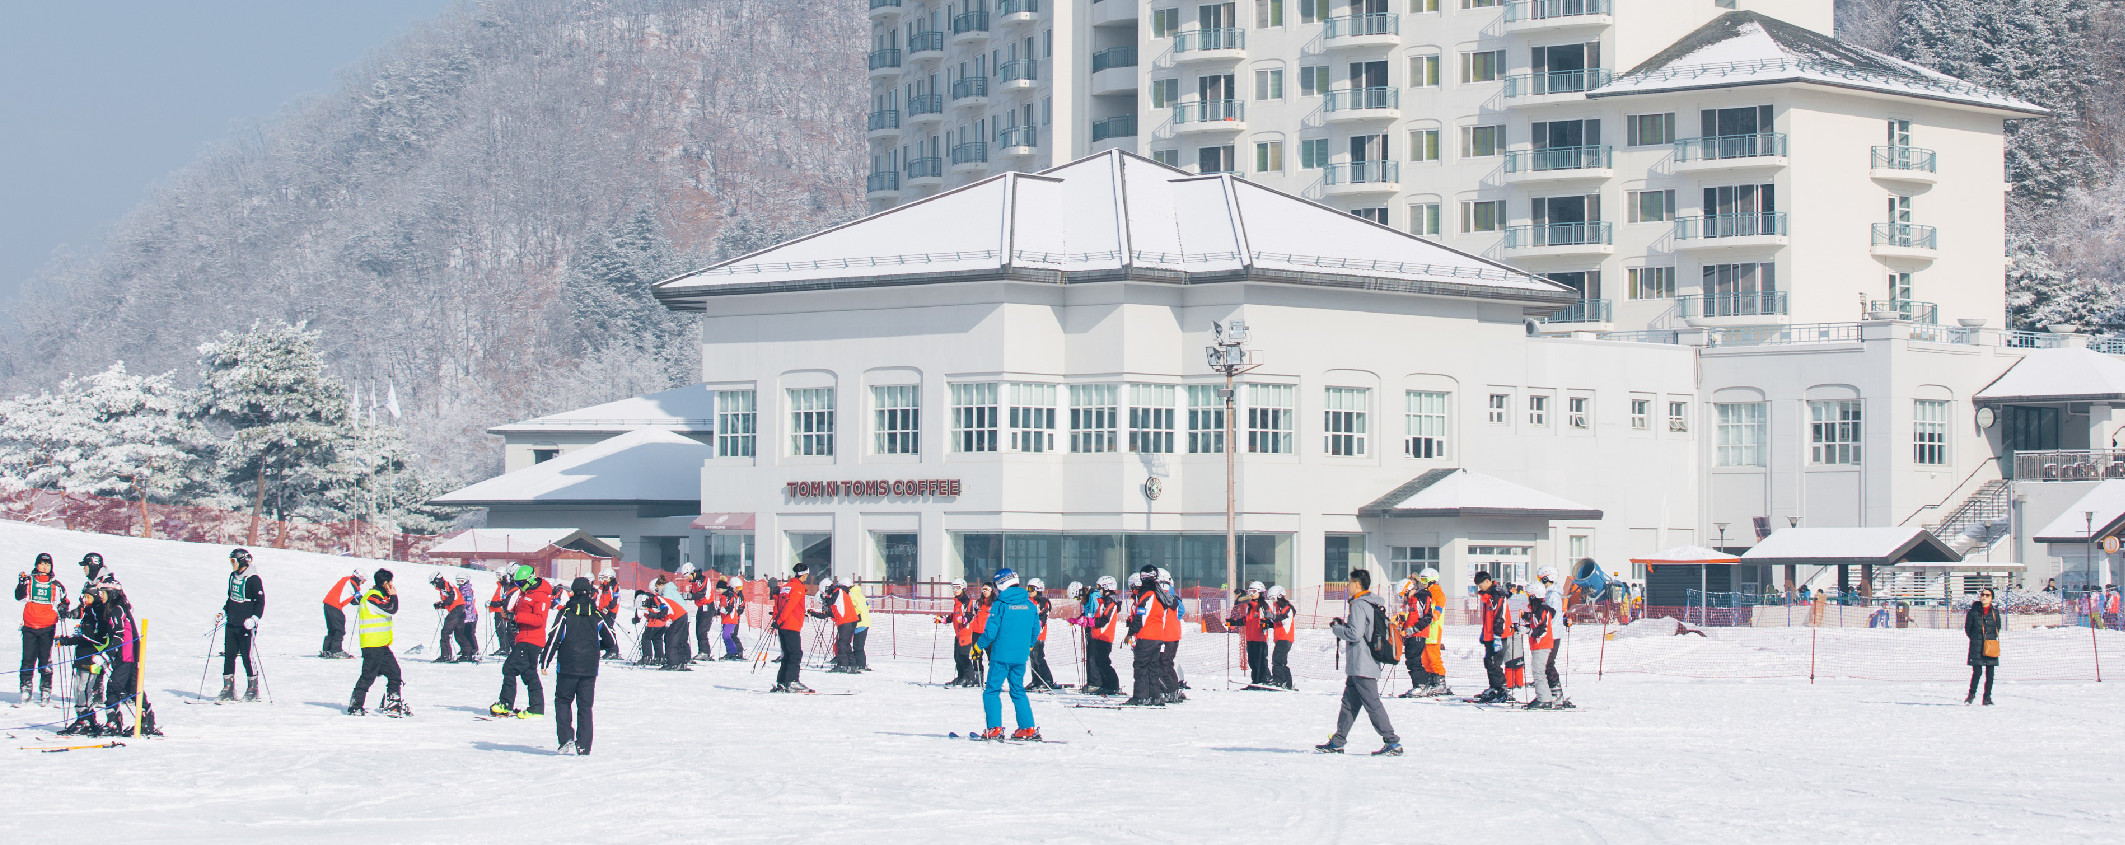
[2003, 234, 2121, 333]
[562, 206, 697, 384]
[194, 321, 362, 540]
[0, 362, 216, 503]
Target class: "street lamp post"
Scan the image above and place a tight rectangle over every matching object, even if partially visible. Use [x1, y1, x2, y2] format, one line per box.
[1710, 522, 1729, 626]
[1207, 320, 1257, 613]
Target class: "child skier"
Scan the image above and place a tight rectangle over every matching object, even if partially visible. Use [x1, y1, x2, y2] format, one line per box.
[716, 583, 746, 660]
[945, 579, 978, 687]
[16, 553, 66, 705]
[1521, 592, 1570, 709]
[1080, 576, 1123, 695]
[1265, 585, 1297, 690]
[974, 569, 1041, 741]
[1472, 572, 1513, 703]
[1226, 581, 1269, 686]
[543, 576, 604, 754]
[319, 570, 362, 659]
[348, 569, 409, 716]
[219, 548, 265, 703]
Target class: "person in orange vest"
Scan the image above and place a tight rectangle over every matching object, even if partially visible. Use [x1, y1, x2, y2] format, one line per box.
[594, 572, 620, 659]
[1023, 578, 1057, 691]
[15, 553, 68, 705]
[635, 590, 670, 665]
[715, 581, 747, 660]
[318, 570, 362, 659]
[770, 564, 815, 693]
[1395, 569, 1450, 698]
[1124, 566, 1183, 706]
[1075, 576, 1124, 696]
[1471, 572, 1513, 704]
[490, 565, 553, 718]
[944, 579, 980, 687]
[688, 568, 715, 660]
[1265, 585, 1297, 690]
[646, 589, 691, 671]
[429, 572, 474, 663]
[1226, 580, 1271, 686]
[1521, 592, 1571, 709]
[822, 575, 861, 673]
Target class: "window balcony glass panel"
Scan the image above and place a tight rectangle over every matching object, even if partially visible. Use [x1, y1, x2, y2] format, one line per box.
[1676, 292, 1788, 318]
[1322, 87, 1398, 112]
[867, 48, 902, 70]
[1871, 145, 1937, 172]
[866, 110, 900, 131]
[869, 0, 901, 9]
[1172, 100, 1245, 124]
[1504, 0, 1611, 21]
[907, 94, 945, 117]
[951, 10, 990, 34]
[1542, 299, 1613, 324]
[1091, 114, 1138, 141]
[1674, 212, 1788, 239]
[1091, 46, 1138, 72]
[1674, 132, 1788, 162]
[1504, 221, 1613, 248]
[999, 59, 1039, 83]
[1323, 13, 1397, 38]
[1502, 68, 1611, 97]
[1872, 222, 1937, 250]
[997, 126, 1038, 149]
[951, 142, 989, 164]
[1173, 28, 1245, 52]
[1504, 145, 1613, 172]
[1321, 160, 1400, 185]
[996, 0, 1039, 14]
[952, 76, 990, 100]
[1865, 299, 1940, 323]
[866, 171, 900, 192]
[908, 30, 945, 54]
[906, 156, 944, 179]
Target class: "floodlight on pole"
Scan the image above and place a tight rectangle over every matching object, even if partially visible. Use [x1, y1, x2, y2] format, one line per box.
[1208, 319, 1258, 613]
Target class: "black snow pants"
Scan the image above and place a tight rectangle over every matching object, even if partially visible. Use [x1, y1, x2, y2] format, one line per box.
[321, 605, 346, 655]
[777, 629, 803, 685]
[554, 673, 596, 753]
[19, 626, 55, 691]
[499, 641, 544, 714]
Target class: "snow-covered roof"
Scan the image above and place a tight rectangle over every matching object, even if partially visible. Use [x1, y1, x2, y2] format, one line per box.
[1358, 468, 1603, 520]
[1974, 348, 2125, 404]
[432, 428, 710, 507]
[1740, 527, 1960, 566]
[2033, 481, 2125, 544]
[1590, 12, 2045, 116]
[427, 528, 621, 559]
[654, 151, 1575, 308]
[489, 383, 715, 436]
[1630, 545, 1742, 565]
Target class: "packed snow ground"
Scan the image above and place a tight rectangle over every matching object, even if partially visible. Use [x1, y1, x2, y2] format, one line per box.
[2, 520, 2120, 843]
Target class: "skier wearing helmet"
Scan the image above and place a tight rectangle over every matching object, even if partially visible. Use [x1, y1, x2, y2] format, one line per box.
[453, 576, 481, 663]
[1536, 565, 1568, 700]
[973, 569, 1041, 741]
[1225, 580, 1271, 686]
[1124, 566, 1182, 706]
[686, 567, 715, 660]
[943, 579, 979, 687]
[1079, 576, 1124, 695]
[1022, 578, 1057, 691]
[1265, 585, 1297, 689]
[822, 575, 860, 674]
[16, 553, 67, 705]
[319, 570, 362, 659]
[491, 564, 552, 717]
[219, 548, 265, 702]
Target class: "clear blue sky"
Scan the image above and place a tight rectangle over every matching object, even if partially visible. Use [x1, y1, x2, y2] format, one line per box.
[0, 0, 459, 303]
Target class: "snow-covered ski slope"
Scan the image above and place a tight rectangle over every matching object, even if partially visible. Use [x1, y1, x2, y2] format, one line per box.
[2, 519, 2121, 842]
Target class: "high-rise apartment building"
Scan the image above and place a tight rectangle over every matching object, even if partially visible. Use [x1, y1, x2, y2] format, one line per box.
[863, 0, 2039, 332]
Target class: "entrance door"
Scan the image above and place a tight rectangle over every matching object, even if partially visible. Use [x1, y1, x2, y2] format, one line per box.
[1347, 59, 1388, 105]
[1532, 194, 1597, 245]
[1198, 2, 1236, 47]
[1199, 73, 1236, 119]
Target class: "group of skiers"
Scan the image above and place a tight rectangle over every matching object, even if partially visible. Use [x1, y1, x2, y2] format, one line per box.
[14, 551, 159, 737]
[1469, 567, 1574, 709]
[1223, 581, 1299, 689]
[939, 576, 1055, 691]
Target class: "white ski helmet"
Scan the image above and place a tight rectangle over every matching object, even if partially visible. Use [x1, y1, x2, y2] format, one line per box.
[1537, 565, 1559, 582]
[836, 574, 853, 587]
[1096, 575, 1117, 591]
[950, 578, 967, 591]
[1400, 575, 1420, 594]
[1066, 581, 1083, 595]
[1266, 585, 1287, 599]
[1246, 581, 1265, 593]
[1027, 578, 1045, 592]
[678, 563, 697, 576]
[1156, 568, 1173, 585]
[1420, 568, 1440, 582]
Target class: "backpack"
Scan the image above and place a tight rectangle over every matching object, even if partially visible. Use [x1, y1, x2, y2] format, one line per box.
[1365, 599, 1402, 665]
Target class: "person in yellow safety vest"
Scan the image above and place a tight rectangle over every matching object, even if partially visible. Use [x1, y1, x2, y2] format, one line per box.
[347, 568, 410, 717]
[849, 579, 873, 672]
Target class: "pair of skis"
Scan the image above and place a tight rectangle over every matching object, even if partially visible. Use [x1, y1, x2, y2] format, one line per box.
[949, 731, 1065, 744]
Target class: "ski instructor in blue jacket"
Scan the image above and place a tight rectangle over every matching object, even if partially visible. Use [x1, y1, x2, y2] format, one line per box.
[976, 569, 1042, 741]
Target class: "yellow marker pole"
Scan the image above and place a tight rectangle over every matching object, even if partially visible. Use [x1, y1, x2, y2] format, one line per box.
[134, 619, 146, 739]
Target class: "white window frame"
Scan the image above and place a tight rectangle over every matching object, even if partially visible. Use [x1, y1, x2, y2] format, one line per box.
[872, 384, 920, 455]
[1409, 202, 1442, 236]
[787, 387, 835, 457]
[1668, 400, 1691, 434]
[715, 389, 757, 458]
[1405, 390, 1449, 458]
[951, 383, 999, 453]
[1488, 392, 1510, 425]
[1408, 53, 1441, 87]
[1714, 402, 1767, 467]
[1914, 399, 1949, 466]
[1324, 387, 1369, 457]
[1187, 384, 1226, 454]
[1809, 399, 1862, 465]
[1068, 384, 1120, 454]
[1247, 383, 1295, 454]
[1008, 383, 1057, 453]
[1130, 384, 1177, 454]
[1629, 397, 1650, 431]
[1528, 394, 1549, 427]
[1628, 267, 1676, 300]
[1567, 395, 1590, 430]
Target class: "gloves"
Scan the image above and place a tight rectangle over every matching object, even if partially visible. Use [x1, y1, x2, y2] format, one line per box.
[1488, 639, 1503, 654]
[244, 617, 259, 631]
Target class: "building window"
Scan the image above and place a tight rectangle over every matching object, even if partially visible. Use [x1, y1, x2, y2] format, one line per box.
[1810, 399, 1862, 465]
[1488, 392, 1510, 425]
[1069, 384, 1120, 453]
[1255, 140, 1284, 172]
[1255, 0, 1283, 26]
[716, 389, 757, 458]
[1254, 68, 1283, 99]
[1130, 384, 1177, 454]
[1412, 0, 1440, 10]
[788, 387, 835, 457]
[1198, 144, 1237, 174]
[1298, 65, 1329, 96]
[1409, 202, 1442, 236]
[1714, 402, 1767, 467]
[1009, 383, 1057, 453]
[1668, 400, 1690, 434]
[532, 447, 559, 464]
[1298, 0, 1329, 23]
[1299, 138, 1330, 169]
[1460, 50, 1504, 83]
[1628, 189, 1675, 223]
[1459, 199, 1504, 233]
[1459, 124, 1502, 157]
[1408, 128, 1440, 162]
[951, 382, 999, 453]
[1151, 78, 1180, 108]
[1151, 7, 1180, 36]
[1409, 54, 1440, 87]
[1568, 396, 1590, 429]
[1247, 383, 1295, 454]
[1324, 387, 1369, 456]
[1626, 113, 1675, 146]
[872, 385, 920, 455]
[1628, 267, 1675, 300]
[1464, 0, 1500, 7]
[1528, 394, 1548, 427]
[1187, 384, 1226, 454]
[1352, 207, 1388, 225]
[1406, 390, 1449, 457]
[1152, 149, 1181, 167]
[1914, 399, 1949, 465]
[1630, 398, 1650, 431]
[1389, 545, 1440, 581]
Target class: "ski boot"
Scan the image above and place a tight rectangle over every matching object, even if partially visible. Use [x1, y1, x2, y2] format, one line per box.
[1552, 698, 1577, 710]
[17, 683, 29, 704]
[557, 741, 578, 755]
[1472, 687, 1509, 704]
[515, 709, 544, 719]
[488, 702, 515, 717]
[37, 688, 51, 707]
[1010, 728, 1042, 742]
[770, 683, 793, 693]
[1371, 741, 1405, 757]
[1523, 699, 1551, 710]
[1396, 687, 1423, 699]
[978, 727, 1005, 740]
[243, 676, 260, 702]
[216, 674, 237, 703]
[788, 681, 813, 693]
[380, 693, 411, 717]
[1314, 737, 1346, 754]
[348, 693, 368, 716]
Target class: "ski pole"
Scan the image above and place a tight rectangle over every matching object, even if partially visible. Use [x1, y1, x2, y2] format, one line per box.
[247, 627, 274, 704]
[197, 613, 223, 698]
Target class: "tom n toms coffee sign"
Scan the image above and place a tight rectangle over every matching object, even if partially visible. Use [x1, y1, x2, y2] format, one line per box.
[784, 479, 962, 499]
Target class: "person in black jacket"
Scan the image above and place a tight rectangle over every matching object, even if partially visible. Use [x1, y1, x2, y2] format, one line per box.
[1965, 588, 2002, 705]
[543, 577, 604, 755]
[219, 548, 265, 702]
[58, 588, 115, 735]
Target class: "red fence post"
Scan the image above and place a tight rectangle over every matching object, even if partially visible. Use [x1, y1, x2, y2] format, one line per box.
[1597, 616, 1608, 680]
[1809, 627, 1817, 684]
[2093, 619, 2103, 683]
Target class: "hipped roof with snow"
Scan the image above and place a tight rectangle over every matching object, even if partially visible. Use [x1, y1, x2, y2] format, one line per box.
[489, 383, 716, 436]
[654, 151, 1575, 309]
[1631, 545, 1743, 565]
[427, 529, 621, 560]
[1590, 12, 2044, 116]
[2033, 481, 2125, 544]
[1974, 348, 2125, 405]
[432, 429, 711, 507]
[1358, 468, 1604, 521]
[1740, 527, 1961, 567]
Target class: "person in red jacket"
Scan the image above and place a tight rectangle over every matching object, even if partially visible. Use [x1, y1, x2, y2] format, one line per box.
[945, 579, 980, 687]
[594, 573, 621, 659]
[318, 570, 362, 660]
[685, 569, 715, 660]
[430, 573, 474, 663]
[16, 553, 68, 704]
[1473, 571, 1513, 704]
[715, 582, 747, 661]
[634, 590, 669, 665]
[1266, 585, 1297, 690]
[771, 565, 815, 693]
[1080, 576, 1124, 696]
[1125, 567, 1184, 706]
[822, 576, 860, 674]
[1225, 581, 1270, 686]
[490, 565, 553, 717]
[486, 578, 514, 657]
[1024, 578, 1057, 691]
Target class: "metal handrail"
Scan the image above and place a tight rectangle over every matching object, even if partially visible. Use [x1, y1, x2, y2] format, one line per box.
[1324, 13, 1398, 38]
[1872, 222, 1938, 250]
[996, 0, 1038, 14]
[1322, 87, 1398, 112]
[998, 59, 1038, 83]
[952, 76, 990, 100]
[869, 0, 901, 9]
[1542, 300, 1613, 324]
[1091, 46, 1138, 73]
[996, 126, 1038, 149]
[1675, 132, 1787, 161]
[907, 94, 945, 116]
[865, 171, 900, 192]
[1172, 100, 1244, 123]
[1674, 212, 1788, 239]
[1676, 291, 1788, 318]
[1321, 160, 1400, 185]
[950, 142, 989, 165]
[907, 30, 944, 53]
[1864, 299, 1939, 323]
[951, 10, 990, 34]
[867, 48, 902, 70]
[1503, 145, 1613, 172]
[1872, 145, 1937, 172]
[866, 110, 900, 131]
[1505, 0, 1612, 21]
[1173, 28, 1244, 52]
[1502, 68, 1612, 97]
[905, 157, 944, 179]
[1091, 114, 1138, 141]
[1704, 323, 1862, 348]
[1503, 221, 1613, 248]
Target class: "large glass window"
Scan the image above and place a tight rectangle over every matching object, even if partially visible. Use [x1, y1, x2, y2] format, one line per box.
[1714, 402, 1767, 467]
[1325, 534, 1366, 584]
[1388, 545, 1438, 582]
[1404, 390, 1448, 458]
[1247, 383, 1295, 454]
[788, 532, 832, 578]
[1069, 384, 1120, 453]
[787, 388, 835, 457]
[1810, 399, 1863, 465]
[1009, 383, 1057, 453]
[876, 533, 918, 584]
[716, 389, 757, 458]
[872, 385, 920, 455]
[954, 532, 1292, 591]
[951, 382, 999, 453]
[708, 532, 755, 578]
[1188, 384, 1225, 454]
[1130, 384, 1177, 454]
[1914, 399, 1949, 465]
[1324, 387, 1369, 456]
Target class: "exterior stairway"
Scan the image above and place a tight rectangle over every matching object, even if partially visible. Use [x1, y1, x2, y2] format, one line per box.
[1924, 479, 2013, 555]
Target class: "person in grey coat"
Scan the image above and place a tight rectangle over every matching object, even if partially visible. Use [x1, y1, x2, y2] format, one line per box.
[1317, 569, 1402, 756]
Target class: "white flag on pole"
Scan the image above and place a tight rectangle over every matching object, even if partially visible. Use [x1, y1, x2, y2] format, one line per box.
[386, 380, 402, 420]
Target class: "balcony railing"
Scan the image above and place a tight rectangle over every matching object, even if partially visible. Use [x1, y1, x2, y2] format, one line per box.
[1504, 221, 1613, 248]
[1865, 299, 1940, 323]
[952, 76, 989, 100]
[866, 171, 900, 192]
[908, 30, 944, 54]
[870, 0, 901, 8]
[997, 125, 1037, 149]
[906, 156, 944, 179]
[1872, 145, 1937, 173]
[1505, 0, 1612, 21]
[1091, 45, 1138, 73]
[867, 48, 902, 70]
[1677, 291, 1788, 318]
[1172, 99, 1245, 124]
[951, 10, 990, 34]
[1675, 212, 1788, 239]
[1502, 68, 1611, 97]
[1323, 87, 1398, 112]
[1504, 144, 1613, 173]
[1705, 323, 1862, 348]
[2015, 450, 2125, 482]
[1873, 222, 1938, 250]
[951, 142, 989, 165]
[866, 110, 900, 131]
[1675, 132, 1787, 162]
[907, 93, 945, 117]
[1543, 299, 1613, 324]
[1173, 27, 1244, 53]
[1322, 160, 1400, 185]
[1091, 114, 1138, 142]
[996, 0, 1038, 15]
[1324, 13, 1397, 38]
[999, 59, 1038, 83]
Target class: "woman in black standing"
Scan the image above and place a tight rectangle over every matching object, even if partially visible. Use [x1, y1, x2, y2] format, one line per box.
[1964, 587, 2002, 705]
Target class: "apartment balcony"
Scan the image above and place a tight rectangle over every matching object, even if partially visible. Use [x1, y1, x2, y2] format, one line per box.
[1673, 133, 1788, 172]
[998, 59, 1038, 90]
[950, 141, 989, 173]
[1172, 28, 1245, 63]
[907, 30, 945, 60]
[1864, 299, 1940, 323]
[1090, 46, 1138, 95]
[1503, 221, 1614, 257]
[1321, 87, 1399, 122]
[867, 48, 902, 78]
[997, 0, 1039, 24]
[1505, 0, 1612, 31]
[1321, 160, 1400, 195]
[1871, 145, 1940, 186]
[868, 0, 902, 20]
[1871, 222, 1939, 262]
[1541, 299, 1614, 326]
[1676, 292, 1789, 326]
[1322, 13, 1399, 49]
[1171, 100, 1245, 134]
[1090, 0, 1138, 26]
[1502, 145, 1613, 183]
[1091, 114, 1137, 143]
[865, 170, 900, 198]
[1501, 68, 1611, 102]
[905, 156, 945, 188]
[865, 109, 901, 140]
[906, 94, 945, 125]
[950, 10, 990, 44]
[997, 126, 1038, 157]
[951, 75, 990, 109]
[1673, 212, 1789, 251]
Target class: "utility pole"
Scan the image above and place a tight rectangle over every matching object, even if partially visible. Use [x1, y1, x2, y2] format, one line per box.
[1207, 320, 1256, 612]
